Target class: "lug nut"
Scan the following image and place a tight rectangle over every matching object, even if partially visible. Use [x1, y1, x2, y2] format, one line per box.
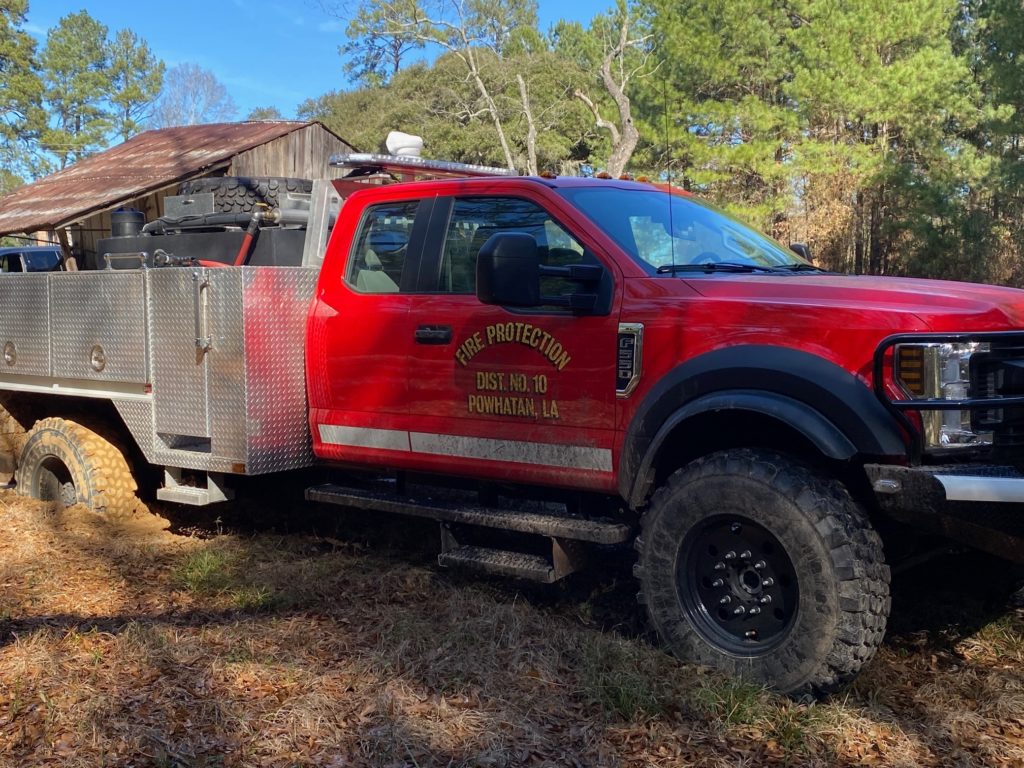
[744, 630, 758, 639]
[724, 551, 737, 560]
[730, 523, 742, 533]
[762, 577, 775, 587]
[714, 561, 726, 571]
[749, 606, 761, 615]
[760, 595, 772, 604]
[733, 606, 746, 615]
[711, 578, 724, 588]
[754, 560, 767, 570]
[719, 595, 732, 605]
[740, 550, 752, 559]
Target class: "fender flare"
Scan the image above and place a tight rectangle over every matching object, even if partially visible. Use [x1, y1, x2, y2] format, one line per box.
[620, 345, 907, 507]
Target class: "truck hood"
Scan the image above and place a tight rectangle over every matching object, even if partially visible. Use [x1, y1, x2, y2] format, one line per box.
[682, 274, 1024, 331]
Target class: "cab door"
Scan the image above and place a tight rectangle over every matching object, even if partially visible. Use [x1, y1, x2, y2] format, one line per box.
[404, 194, 622, 492]
[308, 196, 430, 465]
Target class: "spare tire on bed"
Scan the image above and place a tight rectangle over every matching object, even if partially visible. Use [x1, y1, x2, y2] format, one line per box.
[178, 176, 313, 214]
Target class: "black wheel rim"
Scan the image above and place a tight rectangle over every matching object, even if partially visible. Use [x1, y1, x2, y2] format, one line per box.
[677, 514, 799, 655]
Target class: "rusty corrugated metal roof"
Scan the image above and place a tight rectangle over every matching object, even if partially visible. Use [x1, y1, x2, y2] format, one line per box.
[0, 121, 345, 235]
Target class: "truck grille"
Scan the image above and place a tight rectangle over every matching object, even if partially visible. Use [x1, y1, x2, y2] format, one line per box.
[972, 341, 1024, 460]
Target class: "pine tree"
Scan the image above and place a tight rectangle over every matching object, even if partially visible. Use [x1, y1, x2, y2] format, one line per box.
[788, 0, 981, 274]
[39, 10, 113, 168]
[108, 28, 164, 142]
[0, 0, 45, 180]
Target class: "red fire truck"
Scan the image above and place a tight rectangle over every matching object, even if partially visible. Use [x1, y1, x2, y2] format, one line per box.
[1, 150, 1021, 697]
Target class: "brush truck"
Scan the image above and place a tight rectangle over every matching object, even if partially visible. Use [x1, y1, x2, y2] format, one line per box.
[2, 150, 1023, 698]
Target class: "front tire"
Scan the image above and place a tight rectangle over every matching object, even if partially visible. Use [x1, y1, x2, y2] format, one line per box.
[636, 449, 890, 697]
[15, 417, 137, 516]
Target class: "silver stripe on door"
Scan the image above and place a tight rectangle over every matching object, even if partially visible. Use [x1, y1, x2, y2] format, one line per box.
[318, 424, 411, 452]
[410, 432, 612, 472]
[319, 424, 612, 472]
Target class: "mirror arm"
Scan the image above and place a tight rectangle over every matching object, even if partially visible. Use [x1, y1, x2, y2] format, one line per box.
[539, 263, 603, 282]
[541, 293, 599, 311]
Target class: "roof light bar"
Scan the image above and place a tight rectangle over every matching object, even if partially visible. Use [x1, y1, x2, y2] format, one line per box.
[329, 152, 518, 179]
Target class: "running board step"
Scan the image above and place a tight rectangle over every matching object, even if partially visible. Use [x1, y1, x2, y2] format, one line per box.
[305, 483, 631, 544]
[438, 545, 558, 583]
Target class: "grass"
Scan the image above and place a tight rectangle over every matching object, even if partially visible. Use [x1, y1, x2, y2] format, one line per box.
[577, 633, 671, 719]
[172, 548, 236, 593]
[0, 491, 1022, 767]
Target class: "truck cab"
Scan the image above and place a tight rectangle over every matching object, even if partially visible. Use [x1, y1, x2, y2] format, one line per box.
[305, 170, 1024, 697]
[307, 178, 625, 493]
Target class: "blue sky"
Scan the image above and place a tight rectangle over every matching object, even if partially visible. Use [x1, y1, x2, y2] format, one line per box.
[26, 1, 604, 120]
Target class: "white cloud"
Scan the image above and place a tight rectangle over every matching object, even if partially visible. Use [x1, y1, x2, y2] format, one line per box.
[317, 19, 344, 33]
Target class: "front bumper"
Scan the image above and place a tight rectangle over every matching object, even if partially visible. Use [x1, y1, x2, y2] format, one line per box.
[866, 463, 1024, 562]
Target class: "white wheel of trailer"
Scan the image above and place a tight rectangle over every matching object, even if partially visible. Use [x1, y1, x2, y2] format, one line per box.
[15, 417, 137, 516]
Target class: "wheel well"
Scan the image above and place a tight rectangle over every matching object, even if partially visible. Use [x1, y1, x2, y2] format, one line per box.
[647, 410, 850, 500]
[0, 393, 153, 491]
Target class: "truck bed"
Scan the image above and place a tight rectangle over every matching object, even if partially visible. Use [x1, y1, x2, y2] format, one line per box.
[0, 266, 318, 475]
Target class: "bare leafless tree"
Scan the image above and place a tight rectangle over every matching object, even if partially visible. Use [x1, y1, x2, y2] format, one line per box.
[150, 63, 237, 128]
[573, 2, 655, 176]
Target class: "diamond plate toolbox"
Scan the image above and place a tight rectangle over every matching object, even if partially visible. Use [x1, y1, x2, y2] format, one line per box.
[240, 267, 318, 473]
[146, 266, 318, 474]
[0, 265, 317, 476]
[0, 274, 50, 376]
[50, 272, 148, 382]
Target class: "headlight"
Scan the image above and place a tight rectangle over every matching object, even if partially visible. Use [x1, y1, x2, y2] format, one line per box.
[894, 342, 992, 451]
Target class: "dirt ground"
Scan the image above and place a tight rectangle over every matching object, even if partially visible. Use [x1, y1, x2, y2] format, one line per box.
[0, 490, 1023, 767]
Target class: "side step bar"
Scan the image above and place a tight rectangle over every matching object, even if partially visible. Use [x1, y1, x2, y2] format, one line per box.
[157, 469, 233, 506]
[438, 546, 558, 583]
[305, 483, 631, 544]
[306, 482, 633, 583]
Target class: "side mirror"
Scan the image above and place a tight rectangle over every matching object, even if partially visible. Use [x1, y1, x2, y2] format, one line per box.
[789, 242, 812, 262]
[476, 232, 541, 307]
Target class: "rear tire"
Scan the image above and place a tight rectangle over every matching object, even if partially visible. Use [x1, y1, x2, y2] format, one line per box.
[15, 418, 137, 516]
[636, 449, 890, 698]
[178, 176, 312, 214]
[0, 402, 27, 482]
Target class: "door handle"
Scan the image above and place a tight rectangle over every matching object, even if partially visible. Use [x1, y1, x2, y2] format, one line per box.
[414, 325, 453, 344]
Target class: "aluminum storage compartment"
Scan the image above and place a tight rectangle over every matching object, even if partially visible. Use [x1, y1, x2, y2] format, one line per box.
[0, 266, 319, 475]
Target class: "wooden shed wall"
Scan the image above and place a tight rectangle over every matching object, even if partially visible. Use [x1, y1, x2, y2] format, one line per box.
[63, 124, 353, 260]
[71, 180, 183, 262]
[229, 124, 354, 179]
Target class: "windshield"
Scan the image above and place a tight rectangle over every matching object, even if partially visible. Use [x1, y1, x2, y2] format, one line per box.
[556, 186, 807, 273]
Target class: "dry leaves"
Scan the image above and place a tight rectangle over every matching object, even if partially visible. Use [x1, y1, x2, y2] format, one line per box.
[0, 490, 1021, 767]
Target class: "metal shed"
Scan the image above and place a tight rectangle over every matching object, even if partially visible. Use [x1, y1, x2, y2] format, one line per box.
[0, 121, 355, 262]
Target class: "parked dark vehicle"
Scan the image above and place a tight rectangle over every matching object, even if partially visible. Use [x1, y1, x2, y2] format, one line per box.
[0, 246, 64, 273]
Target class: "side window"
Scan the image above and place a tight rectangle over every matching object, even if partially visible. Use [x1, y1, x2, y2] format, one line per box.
[346, 200, 418, 293]
[437, 197, 588, 296]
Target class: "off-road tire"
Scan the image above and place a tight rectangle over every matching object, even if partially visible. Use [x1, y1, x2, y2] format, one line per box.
[0, 403, 27, 480]
[15, 418, 137, 516]
[635, 449, 890, 698]
[178, 176, 313, 214]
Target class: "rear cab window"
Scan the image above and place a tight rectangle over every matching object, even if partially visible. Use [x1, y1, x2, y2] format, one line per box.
[346, 200, 420, 293]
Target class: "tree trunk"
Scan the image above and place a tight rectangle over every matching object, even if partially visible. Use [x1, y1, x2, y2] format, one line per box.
[516, 74, 538, 176]
[573, 11, 640, 177]
[465, 48, 516, 171]
[854, 191, 865, 275]
[869, 188, 883, 275]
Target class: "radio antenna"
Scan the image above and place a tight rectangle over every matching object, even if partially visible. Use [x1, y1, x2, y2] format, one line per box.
[663, 71, 676, 269]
